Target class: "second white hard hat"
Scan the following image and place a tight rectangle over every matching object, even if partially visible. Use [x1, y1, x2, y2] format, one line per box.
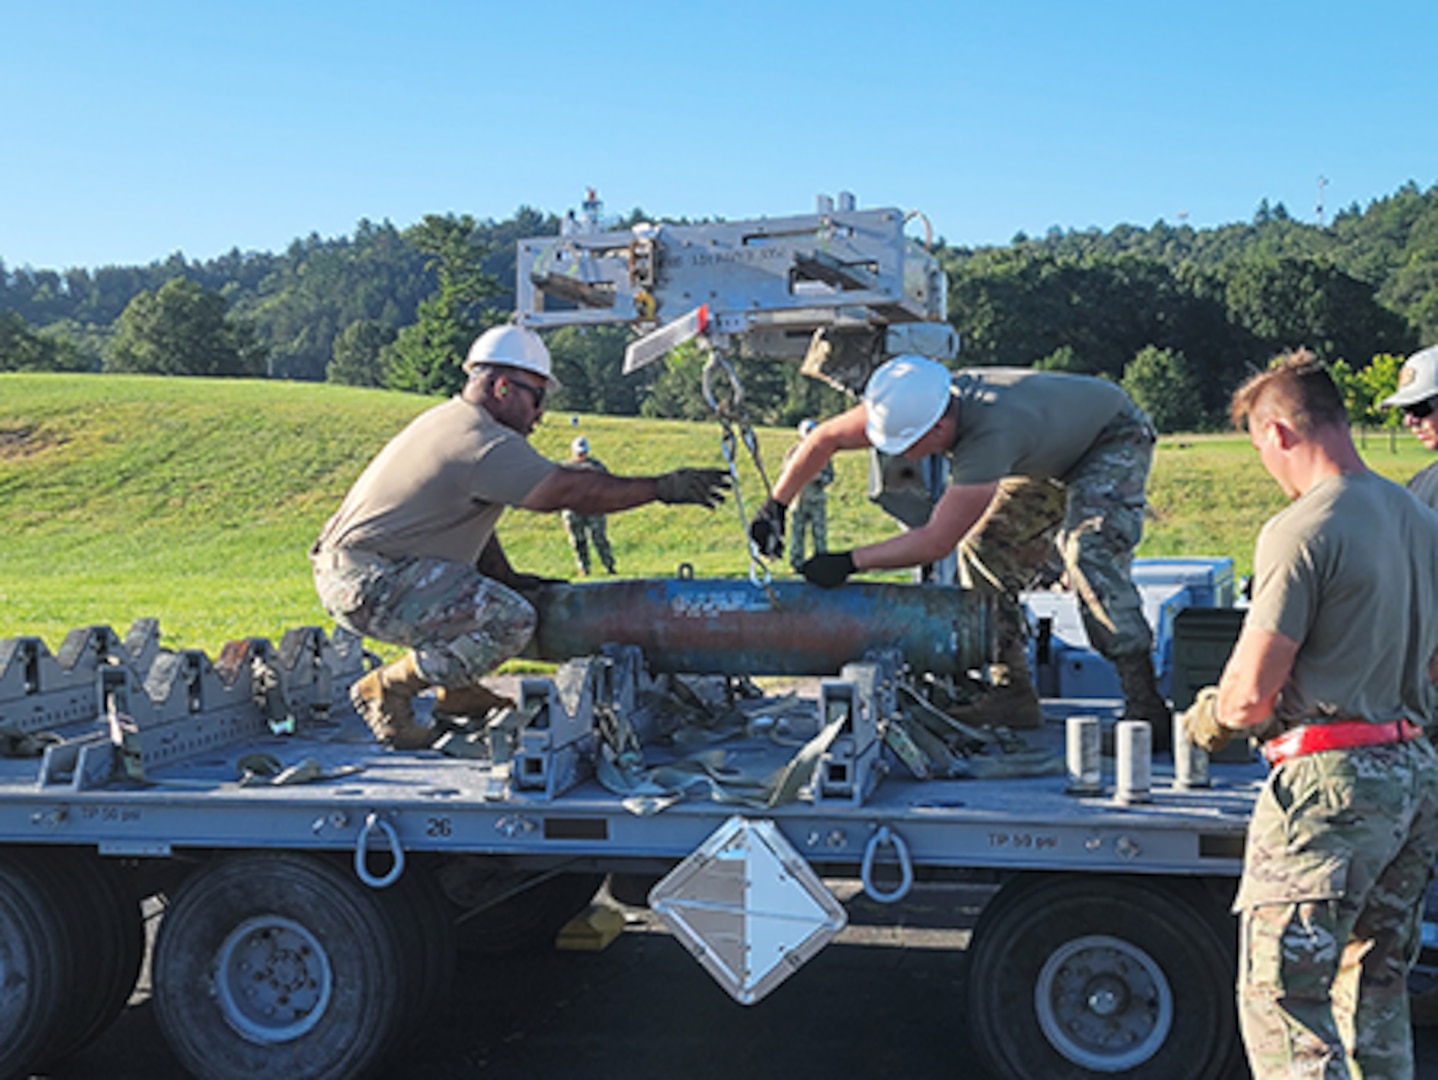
[1381, 345, 1438, 408]
[571, 435, 589, 455]
[462, 325, 559, 385]
[798, 418, 818, 438]
[863, 355, 953, 454]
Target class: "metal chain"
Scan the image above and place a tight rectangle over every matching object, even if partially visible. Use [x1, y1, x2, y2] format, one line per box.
[701, 349, 778, 595]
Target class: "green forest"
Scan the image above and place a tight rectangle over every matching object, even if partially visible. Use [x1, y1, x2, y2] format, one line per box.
[3, 181, 1436, 432]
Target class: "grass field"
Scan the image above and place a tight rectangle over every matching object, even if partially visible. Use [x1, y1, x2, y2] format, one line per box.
[2, 372, 1430, 657]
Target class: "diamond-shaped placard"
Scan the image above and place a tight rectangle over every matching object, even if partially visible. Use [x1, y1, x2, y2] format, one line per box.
[649, 815, 847, 1004]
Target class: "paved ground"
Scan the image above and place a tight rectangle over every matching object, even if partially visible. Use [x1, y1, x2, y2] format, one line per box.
[39, 881, 1438, 1080]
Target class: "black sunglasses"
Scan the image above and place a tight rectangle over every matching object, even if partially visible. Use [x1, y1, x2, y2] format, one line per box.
[1405, 398, 1436, 420]
[508, 378, 547, 411]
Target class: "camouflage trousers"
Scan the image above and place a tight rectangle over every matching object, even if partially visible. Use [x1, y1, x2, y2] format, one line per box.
[1234, 738, 1438, 1079]
[562, 511, 615, 575]
[958, 402, 1156, 659]
[789, 496, 828, 571]
[311, 548, 536, 689]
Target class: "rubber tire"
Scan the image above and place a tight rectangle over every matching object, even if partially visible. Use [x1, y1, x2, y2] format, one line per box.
[966, 874, 1243, 1080]
[373, 858, 457, 1050]
[152, 852, 410, 1080]
[23, 849, 145, 1066]
[0, 851, 71, 1079]
[446, 868, 604, 955]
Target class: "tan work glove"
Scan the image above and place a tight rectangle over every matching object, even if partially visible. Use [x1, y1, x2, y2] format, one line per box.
[656, 468, 731, 509]
[1181, 686, 1232, 753]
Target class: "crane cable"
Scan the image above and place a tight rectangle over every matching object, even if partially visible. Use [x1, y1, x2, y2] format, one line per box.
[700, 348, 779, 600]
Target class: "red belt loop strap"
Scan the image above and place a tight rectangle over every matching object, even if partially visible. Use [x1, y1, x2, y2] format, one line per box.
[1262, 718, 1426, 766]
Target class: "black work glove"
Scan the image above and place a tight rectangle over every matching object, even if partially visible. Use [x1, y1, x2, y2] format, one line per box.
[656, 468, 731, 509]
[801, 551, 857, 588]
[748, 498, 788, 558]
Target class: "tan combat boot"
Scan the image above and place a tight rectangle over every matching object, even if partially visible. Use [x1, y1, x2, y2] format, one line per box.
[1114, 653, 1172, 750]
[948, 641, 1045, 730]
[432, 682, 516, 722]
[350, 653, 436, 749]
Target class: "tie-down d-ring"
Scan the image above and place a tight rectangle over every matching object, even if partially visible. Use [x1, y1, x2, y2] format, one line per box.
[353, 810, 406, 888]
[861, 824, 914, 904]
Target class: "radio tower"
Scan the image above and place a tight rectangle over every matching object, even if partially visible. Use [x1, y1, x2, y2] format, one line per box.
[1315, 175, 1328, 227]
[581, 187, 603, 233]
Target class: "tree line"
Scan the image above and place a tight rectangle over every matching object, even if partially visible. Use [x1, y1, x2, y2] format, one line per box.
[3, 181, 1437, 432]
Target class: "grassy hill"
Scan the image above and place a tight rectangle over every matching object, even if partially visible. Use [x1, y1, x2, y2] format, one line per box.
[2, 373, 1432, 656]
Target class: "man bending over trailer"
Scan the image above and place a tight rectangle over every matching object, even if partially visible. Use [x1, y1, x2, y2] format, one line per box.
[310, 325, 729, 749]
[1185, 351, 1438, 1079]
[750, 354, 1167, 736]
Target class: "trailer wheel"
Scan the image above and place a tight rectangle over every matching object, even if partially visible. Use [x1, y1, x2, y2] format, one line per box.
[28, 849, 145, 1064]
[0, 852, 70, 1078]
[153, 853, 410, 1080]
[966, 875, 1242, 1080]
[373, 858, 456, 1049]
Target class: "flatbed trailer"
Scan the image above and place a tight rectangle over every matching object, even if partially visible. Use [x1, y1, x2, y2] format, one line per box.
[0, 590, 1261, 1080]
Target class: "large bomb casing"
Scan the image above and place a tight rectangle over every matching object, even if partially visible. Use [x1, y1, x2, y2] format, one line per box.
[527, 578, 993, 677]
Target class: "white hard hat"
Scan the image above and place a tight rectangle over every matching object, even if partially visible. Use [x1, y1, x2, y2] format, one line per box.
[571, 436, 589, 455]
[462, 325, 559, 386]
[863, 355, 953, 454]
[1381, 345, 1438, 408]
[798, 418, 818, 438]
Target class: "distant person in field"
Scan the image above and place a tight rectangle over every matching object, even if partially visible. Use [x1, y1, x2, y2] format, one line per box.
[561, 436, 617, 575]
[1381, 344, 1438, 510]
[310, 325, 729, 749]
[749, 354, 1167, 737]
[782, 419, 833, 573]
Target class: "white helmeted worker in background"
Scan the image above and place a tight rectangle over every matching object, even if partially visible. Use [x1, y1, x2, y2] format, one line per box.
[311, 324, 729, 749]
[750, 354, 1167, 738]
[782, 419, 834, 572]
[561, 435, 618, 575]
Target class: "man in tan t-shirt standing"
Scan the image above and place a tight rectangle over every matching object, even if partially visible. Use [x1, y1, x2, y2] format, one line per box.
[311, 325, 730, 748]
[1184, 351, 1438, 1078]
[749, 354, 1167, 737]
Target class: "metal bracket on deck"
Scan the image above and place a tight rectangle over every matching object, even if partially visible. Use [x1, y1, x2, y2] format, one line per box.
[511, 660, 601, 799]
[812, 651, 901, 805]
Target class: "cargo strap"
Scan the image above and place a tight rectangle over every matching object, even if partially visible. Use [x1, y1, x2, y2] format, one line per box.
[236, 752, 365, 787]
[885, 681, 1065, 781]
[592, 687, 845, 814]
[0, 718, 62, 758]
[598, 711, 847, 816]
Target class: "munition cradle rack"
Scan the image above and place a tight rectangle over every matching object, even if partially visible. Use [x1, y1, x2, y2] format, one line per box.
[0, 580, 1263, 1080]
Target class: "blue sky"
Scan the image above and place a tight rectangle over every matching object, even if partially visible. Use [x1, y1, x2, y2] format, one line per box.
[3, 0, 1435, 270]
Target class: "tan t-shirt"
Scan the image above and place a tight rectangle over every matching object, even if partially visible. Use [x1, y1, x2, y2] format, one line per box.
[945, 369, 1131, 485]
[1246, 470, 1438, 727]
[314, 397, 557, 565]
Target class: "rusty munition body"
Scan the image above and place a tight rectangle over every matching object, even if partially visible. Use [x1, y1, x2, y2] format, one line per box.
[526, 578, 993, 676]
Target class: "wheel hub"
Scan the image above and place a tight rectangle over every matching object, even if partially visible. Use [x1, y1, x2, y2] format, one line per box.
[1034, 933, 1173, 1072]
[212, 915, 333, 1044]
